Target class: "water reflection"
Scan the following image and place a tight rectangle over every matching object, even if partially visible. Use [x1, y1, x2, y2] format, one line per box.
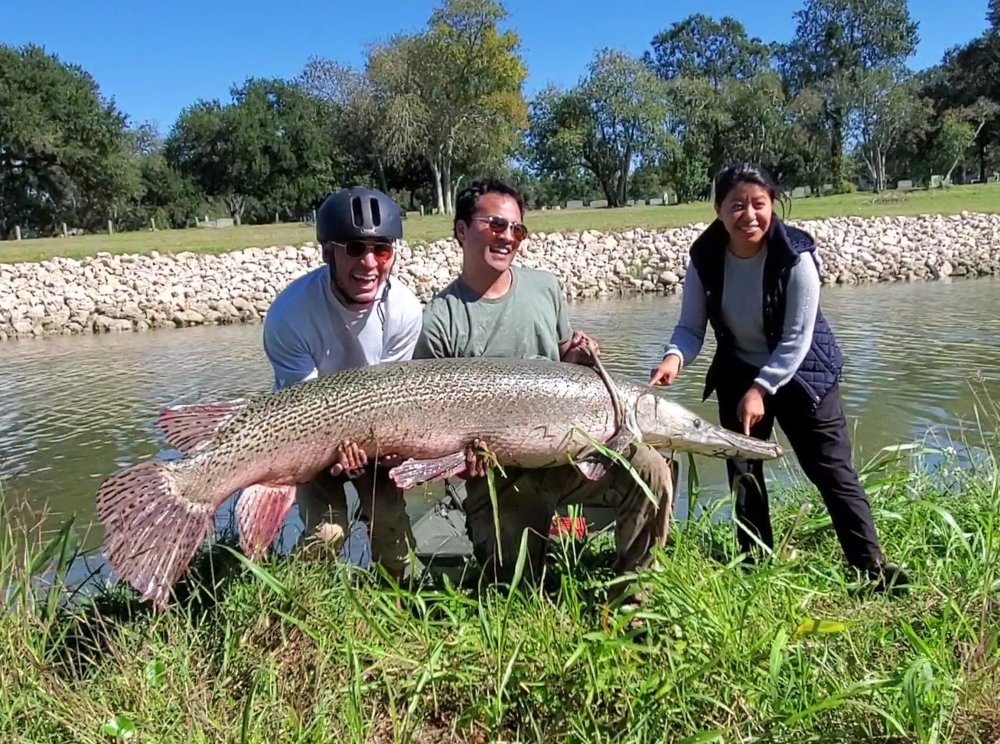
[1, 277, 999, 557]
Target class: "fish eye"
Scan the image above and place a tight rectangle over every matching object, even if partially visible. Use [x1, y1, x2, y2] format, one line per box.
[693, 418, 702, 429]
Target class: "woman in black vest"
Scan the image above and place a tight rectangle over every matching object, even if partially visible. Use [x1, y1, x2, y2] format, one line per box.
[650, 163, 908, 592]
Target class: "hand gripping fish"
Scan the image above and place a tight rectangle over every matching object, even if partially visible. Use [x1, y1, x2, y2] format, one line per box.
[94, 356, 783, 609]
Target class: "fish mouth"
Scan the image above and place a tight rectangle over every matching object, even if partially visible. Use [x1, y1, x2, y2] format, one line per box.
[643, 427, 783, 461]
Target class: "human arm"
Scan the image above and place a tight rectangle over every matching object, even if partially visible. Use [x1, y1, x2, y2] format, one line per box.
[262, 313, 318, 391]
[553, 277, 601, 365]
[752, 254, 821, 395]
[650, 262, 708, 385]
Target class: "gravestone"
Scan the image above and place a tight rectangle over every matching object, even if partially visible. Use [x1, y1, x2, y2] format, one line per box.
[791, 187, 807, 199]
[821, 184, 833, 194]
[566, 200, 585, 210]
[589, 199, 609, 208]
[648, 198, 664, 206]
[930, 175, 943, 188]
[897, 180, 913, 191]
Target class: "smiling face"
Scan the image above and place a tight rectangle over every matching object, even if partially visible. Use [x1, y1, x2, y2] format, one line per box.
[716, 182, 774, 254]
[455, 191, 527, 280]
[323, 239, 395, 306]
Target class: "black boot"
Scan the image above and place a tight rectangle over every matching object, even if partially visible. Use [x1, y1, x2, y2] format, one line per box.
[863, 561, 910, 594]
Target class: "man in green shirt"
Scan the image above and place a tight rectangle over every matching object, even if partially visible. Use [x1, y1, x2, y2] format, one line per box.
[413, 179, 675, 588]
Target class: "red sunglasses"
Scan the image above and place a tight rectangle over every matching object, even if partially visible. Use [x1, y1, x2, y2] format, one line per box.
[330, 240, 394, 264]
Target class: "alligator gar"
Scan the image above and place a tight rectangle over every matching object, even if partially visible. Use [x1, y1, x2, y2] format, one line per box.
[95, 356, 783, 608]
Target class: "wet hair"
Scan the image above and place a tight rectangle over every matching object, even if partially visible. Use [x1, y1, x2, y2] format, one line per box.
[453, 179, 526, 240]
[713, 163, 789, 218]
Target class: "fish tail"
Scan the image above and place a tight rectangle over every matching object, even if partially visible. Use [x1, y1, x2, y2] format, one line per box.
[96, 459, 216, 610]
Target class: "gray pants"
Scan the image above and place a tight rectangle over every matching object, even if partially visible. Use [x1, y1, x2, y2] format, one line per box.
[295, 468, 414, 581]
[462, 442, 676, 586]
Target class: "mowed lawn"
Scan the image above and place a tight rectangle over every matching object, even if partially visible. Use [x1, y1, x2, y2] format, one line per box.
[2, 182, 998, 264]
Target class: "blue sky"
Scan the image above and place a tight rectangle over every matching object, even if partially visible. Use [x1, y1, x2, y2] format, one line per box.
[1, 0, 990, 134]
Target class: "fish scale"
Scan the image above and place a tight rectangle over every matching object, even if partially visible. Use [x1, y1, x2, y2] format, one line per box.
[94, 356, 784, 610]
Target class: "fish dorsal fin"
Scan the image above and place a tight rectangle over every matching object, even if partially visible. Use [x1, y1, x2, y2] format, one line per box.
[157, 399, 247, 454]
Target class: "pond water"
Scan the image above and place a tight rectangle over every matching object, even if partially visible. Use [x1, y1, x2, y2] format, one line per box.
[2, 277, 999, 586]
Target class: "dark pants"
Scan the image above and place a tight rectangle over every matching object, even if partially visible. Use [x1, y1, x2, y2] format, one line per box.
[713, 361, 884, 570]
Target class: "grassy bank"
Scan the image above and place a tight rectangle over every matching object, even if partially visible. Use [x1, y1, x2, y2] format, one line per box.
[2, 183, 999, 265]
[3, 435, 1000, 744]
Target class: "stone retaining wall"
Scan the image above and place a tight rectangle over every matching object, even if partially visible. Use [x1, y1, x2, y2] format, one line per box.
[1, 212, 998, 341]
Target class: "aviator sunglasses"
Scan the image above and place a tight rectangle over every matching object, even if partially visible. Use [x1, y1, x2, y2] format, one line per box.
[331, 240, 395, 264]
[472, 215, 529, 241]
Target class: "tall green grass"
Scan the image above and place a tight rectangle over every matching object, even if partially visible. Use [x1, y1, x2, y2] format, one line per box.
[2, 419, 1000, 742]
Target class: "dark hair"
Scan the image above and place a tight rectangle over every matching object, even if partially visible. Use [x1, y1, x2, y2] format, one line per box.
[453, 179, 526, 240]
[713, 163, 789, 217]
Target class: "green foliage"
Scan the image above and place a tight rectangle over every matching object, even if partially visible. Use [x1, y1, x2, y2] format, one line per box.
[0, 44, 139, 239]
[643, 14, 773, 87]
[359, 0, 528, 215]
[4, 432, 1000, 742]
[2, 2, 1000, 236]
[529, 49, 670, 207]
[164, 78, 335, 225]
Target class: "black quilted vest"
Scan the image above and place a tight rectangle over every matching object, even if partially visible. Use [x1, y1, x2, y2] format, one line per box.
[689, 217, 844, 409]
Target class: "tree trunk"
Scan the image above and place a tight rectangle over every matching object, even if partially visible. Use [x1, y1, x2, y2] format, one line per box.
[429, 158, 444, 214]
[830, 115, 844, 185]
[615, 143, 632, 207]
[376, 157, 388, 194]
[442, 156, 453, 215]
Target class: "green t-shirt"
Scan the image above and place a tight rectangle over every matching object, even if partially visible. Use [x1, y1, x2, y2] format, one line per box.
[413, 267, 573, 361]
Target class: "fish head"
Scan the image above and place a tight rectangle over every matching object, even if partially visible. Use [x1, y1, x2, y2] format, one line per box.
[632, 389, 783, 461]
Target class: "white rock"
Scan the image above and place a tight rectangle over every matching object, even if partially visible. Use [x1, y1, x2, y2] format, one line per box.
[1, 212, 998, 340]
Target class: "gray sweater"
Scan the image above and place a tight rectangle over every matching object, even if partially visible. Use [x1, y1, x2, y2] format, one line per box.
[663, 246, 821, 395]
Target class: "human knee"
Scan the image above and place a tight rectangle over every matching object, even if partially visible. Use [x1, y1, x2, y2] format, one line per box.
[618, 444, 674, 497]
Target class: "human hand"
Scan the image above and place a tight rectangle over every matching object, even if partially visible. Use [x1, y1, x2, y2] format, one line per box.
[649, 355, 682, 386]
[330, 440, 368, 477]
[737, 384, 767, 436]
[376, 452, 405, 470]
[561, 331, 601, 366]
[460, 437, 492, 480]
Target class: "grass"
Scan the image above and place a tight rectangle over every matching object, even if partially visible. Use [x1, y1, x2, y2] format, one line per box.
[2, 182, 999, 265]
[3, 405, 1000, 744]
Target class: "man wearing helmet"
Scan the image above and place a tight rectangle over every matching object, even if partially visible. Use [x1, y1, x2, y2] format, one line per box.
[262, 186, 422, 580]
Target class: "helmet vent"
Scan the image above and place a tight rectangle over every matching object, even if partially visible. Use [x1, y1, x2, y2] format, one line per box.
[351, 196, 364, 227]
[369, 198, 382, 226]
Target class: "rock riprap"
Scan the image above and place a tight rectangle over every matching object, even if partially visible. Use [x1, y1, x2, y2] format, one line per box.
[1, 212, 998, 341]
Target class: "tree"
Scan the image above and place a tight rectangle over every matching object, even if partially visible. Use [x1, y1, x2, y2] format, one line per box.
[0, 44, 138, 238]
[777, 0, 919, 184]
[296, 56, 399, 194]
[644, 14, 772, 89]
[528, 50, 670, 207]
[846, 68, 927, 191]
[165, 78, 334, 224]
[365, 0, 528, 215]
[923, 34, 1000, 181]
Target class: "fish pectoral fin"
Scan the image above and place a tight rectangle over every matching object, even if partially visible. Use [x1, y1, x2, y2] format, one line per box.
[390, 453, 468, 490]
[157, 399, 247, 454]
[574, 427, 638, 482]
[235, 483, 298, 560]
[575, 458, 609, 481]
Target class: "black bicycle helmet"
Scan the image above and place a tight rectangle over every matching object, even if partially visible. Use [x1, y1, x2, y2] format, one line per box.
[316, 186, 403, 243]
